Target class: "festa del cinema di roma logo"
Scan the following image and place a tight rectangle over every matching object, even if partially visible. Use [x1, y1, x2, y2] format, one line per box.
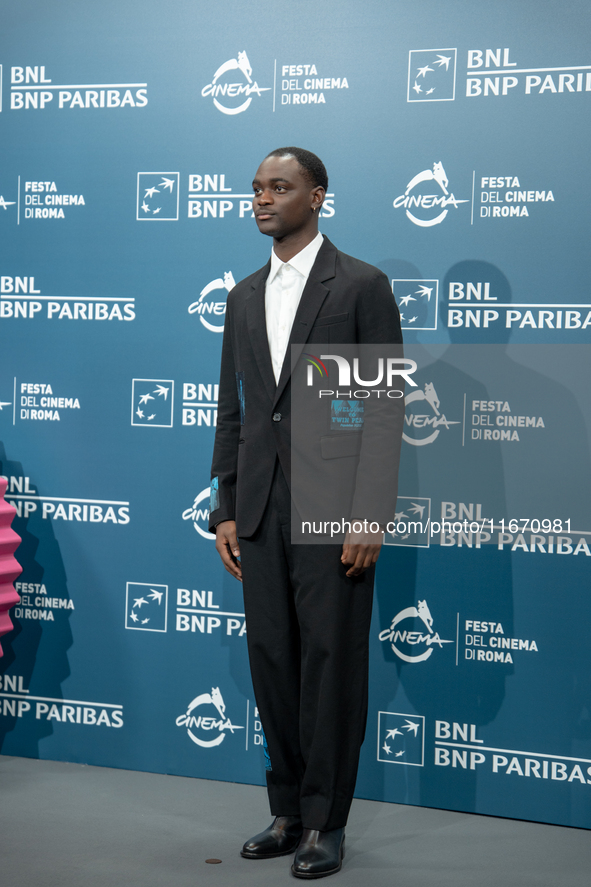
[393, 162, 469, 227]
[379, 600, 454, 663]
[403, 382, 460, 446]
[201, 51, 271, 115]
[176, 687, 244, 747]
[188, 272, 236, 332]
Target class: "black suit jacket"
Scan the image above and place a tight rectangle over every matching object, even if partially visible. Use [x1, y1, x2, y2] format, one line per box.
[209, 236, 403, 538]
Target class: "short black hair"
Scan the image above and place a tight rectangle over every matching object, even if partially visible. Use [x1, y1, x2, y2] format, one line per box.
[266, 146, 328, 191]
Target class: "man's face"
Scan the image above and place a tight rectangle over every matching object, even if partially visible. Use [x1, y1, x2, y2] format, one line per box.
[252, 154, 323, 239]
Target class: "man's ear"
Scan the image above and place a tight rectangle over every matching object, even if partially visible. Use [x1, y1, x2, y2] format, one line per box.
[312, 187, 325, 211]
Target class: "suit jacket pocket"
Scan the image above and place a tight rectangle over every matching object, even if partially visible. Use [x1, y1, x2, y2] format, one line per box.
[312, 312, 349, 327]
[320, 432, 362, 460]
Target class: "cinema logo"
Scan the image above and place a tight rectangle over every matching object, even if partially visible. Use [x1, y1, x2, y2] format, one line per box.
[9, 65, 148, 110]
[0, 674, 123, 728]
[379, 600, 454, 663]
[188, 272, 235, 332]
[2, 475, 130, 524]
[201, 51, 270, 115]
[403, 383, 460, 447]
[175, 687, 244, 747]
[182, 488, 214, 540]
[393, 162, 469, 227]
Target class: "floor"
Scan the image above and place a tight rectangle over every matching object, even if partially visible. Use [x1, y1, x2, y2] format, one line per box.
[1, 755, 590, 886]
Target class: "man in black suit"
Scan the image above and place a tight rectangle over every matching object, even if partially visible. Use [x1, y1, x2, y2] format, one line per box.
[209, 147, 403, 878]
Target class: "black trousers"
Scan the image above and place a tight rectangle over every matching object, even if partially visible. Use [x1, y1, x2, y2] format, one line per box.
[239, 462, 375, 831]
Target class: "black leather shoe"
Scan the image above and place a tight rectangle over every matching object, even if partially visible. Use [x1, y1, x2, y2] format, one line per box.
[241, 815, 303, 859]
[291, 827, 345, 879]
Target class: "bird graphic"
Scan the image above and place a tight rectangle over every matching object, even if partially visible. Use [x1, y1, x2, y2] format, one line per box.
[0, 401, 12, 410]
[133, 597, 148, 608]
[129, 611, 139, 623]
[403, 720, 420, 736]
[141, 201, 150, 213]
[386, 728, 402, 739]
[136, 408, 144, 419]
[148, 414, 156, 420]
[417, 65, 434, 78]
[416, 285, 433, 301]
[394, 511, 407, 522]
[426, 87, 436, 95]
[139, 393, 154, 405]
[395, 751, 404, 758]
[144, 186, 159, 198]
[0, 196, 16, 210]
[399, 294, 416, 307]
[408, 502, 426, 519]
[399, 312, 405, 321]
[412, 82, 422, 94]
[141, 618, 150, 625]
[382, 742, 392, 755]
[154, 385, 169, 399]
[435, 54, 452, 70]
[152, 207, 161, 215]
[408, 316, 418, 323]
[149, 589, 163, 604]
[159, 177, 175, 192]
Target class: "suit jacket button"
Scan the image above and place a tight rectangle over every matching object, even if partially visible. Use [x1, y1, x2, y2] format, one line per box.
[272, 412, 282, 422]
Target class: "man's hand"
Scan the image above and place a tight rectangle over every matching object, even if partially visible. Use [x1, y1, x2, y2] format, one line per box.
[341, 521, 383, 577]
[215, 520, 242, 581]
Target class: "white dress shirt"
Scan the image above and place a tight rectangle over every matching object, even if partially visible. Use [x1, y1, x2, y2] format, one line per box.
[265, 232, 324, 384]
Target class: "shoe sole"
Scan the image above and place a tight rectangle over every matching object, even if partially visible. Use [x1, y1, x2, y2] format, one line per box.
[241, 841, 301, 860]
[290, 860, 342, 879]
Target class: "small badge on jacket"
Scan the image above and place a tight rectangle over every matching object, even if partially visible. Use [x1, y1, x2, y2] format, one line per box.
[330, 399, 364, 431]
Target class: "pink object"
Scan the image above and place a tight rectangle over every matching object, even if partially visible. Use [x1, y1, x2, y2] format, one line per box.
[0, 477, 22, 657]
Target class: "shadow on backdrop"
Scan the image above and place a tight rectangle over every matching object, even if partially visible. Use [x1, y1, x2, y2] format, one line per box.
[0, 442, 73, 758]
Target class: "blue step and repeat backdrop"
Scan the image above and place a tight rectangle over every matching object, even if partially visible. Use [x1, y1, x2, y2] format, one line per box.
[1, 0, 591, 829]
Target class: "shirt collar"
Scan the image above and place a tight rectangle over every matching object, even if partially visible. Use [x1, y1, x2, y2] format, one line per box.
[268, 232, 324, 285]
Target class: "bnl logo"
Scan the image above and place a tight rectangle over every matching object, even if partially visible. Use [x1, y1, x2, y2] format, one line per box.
[131, 380, 174, 427]
[392, 280, 439, 331]
[407, 49, 457, 102]
[125, 583, 168, 632]
[377, 712, 425, 765]
[136, 172, 180, 220]
[384, 496, 431, 548]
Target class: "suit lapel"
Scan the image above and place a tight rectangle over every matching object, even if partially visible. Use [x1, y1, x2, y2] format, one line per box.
[246, 260, 276, 403]
[272, 237, 337, 408]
